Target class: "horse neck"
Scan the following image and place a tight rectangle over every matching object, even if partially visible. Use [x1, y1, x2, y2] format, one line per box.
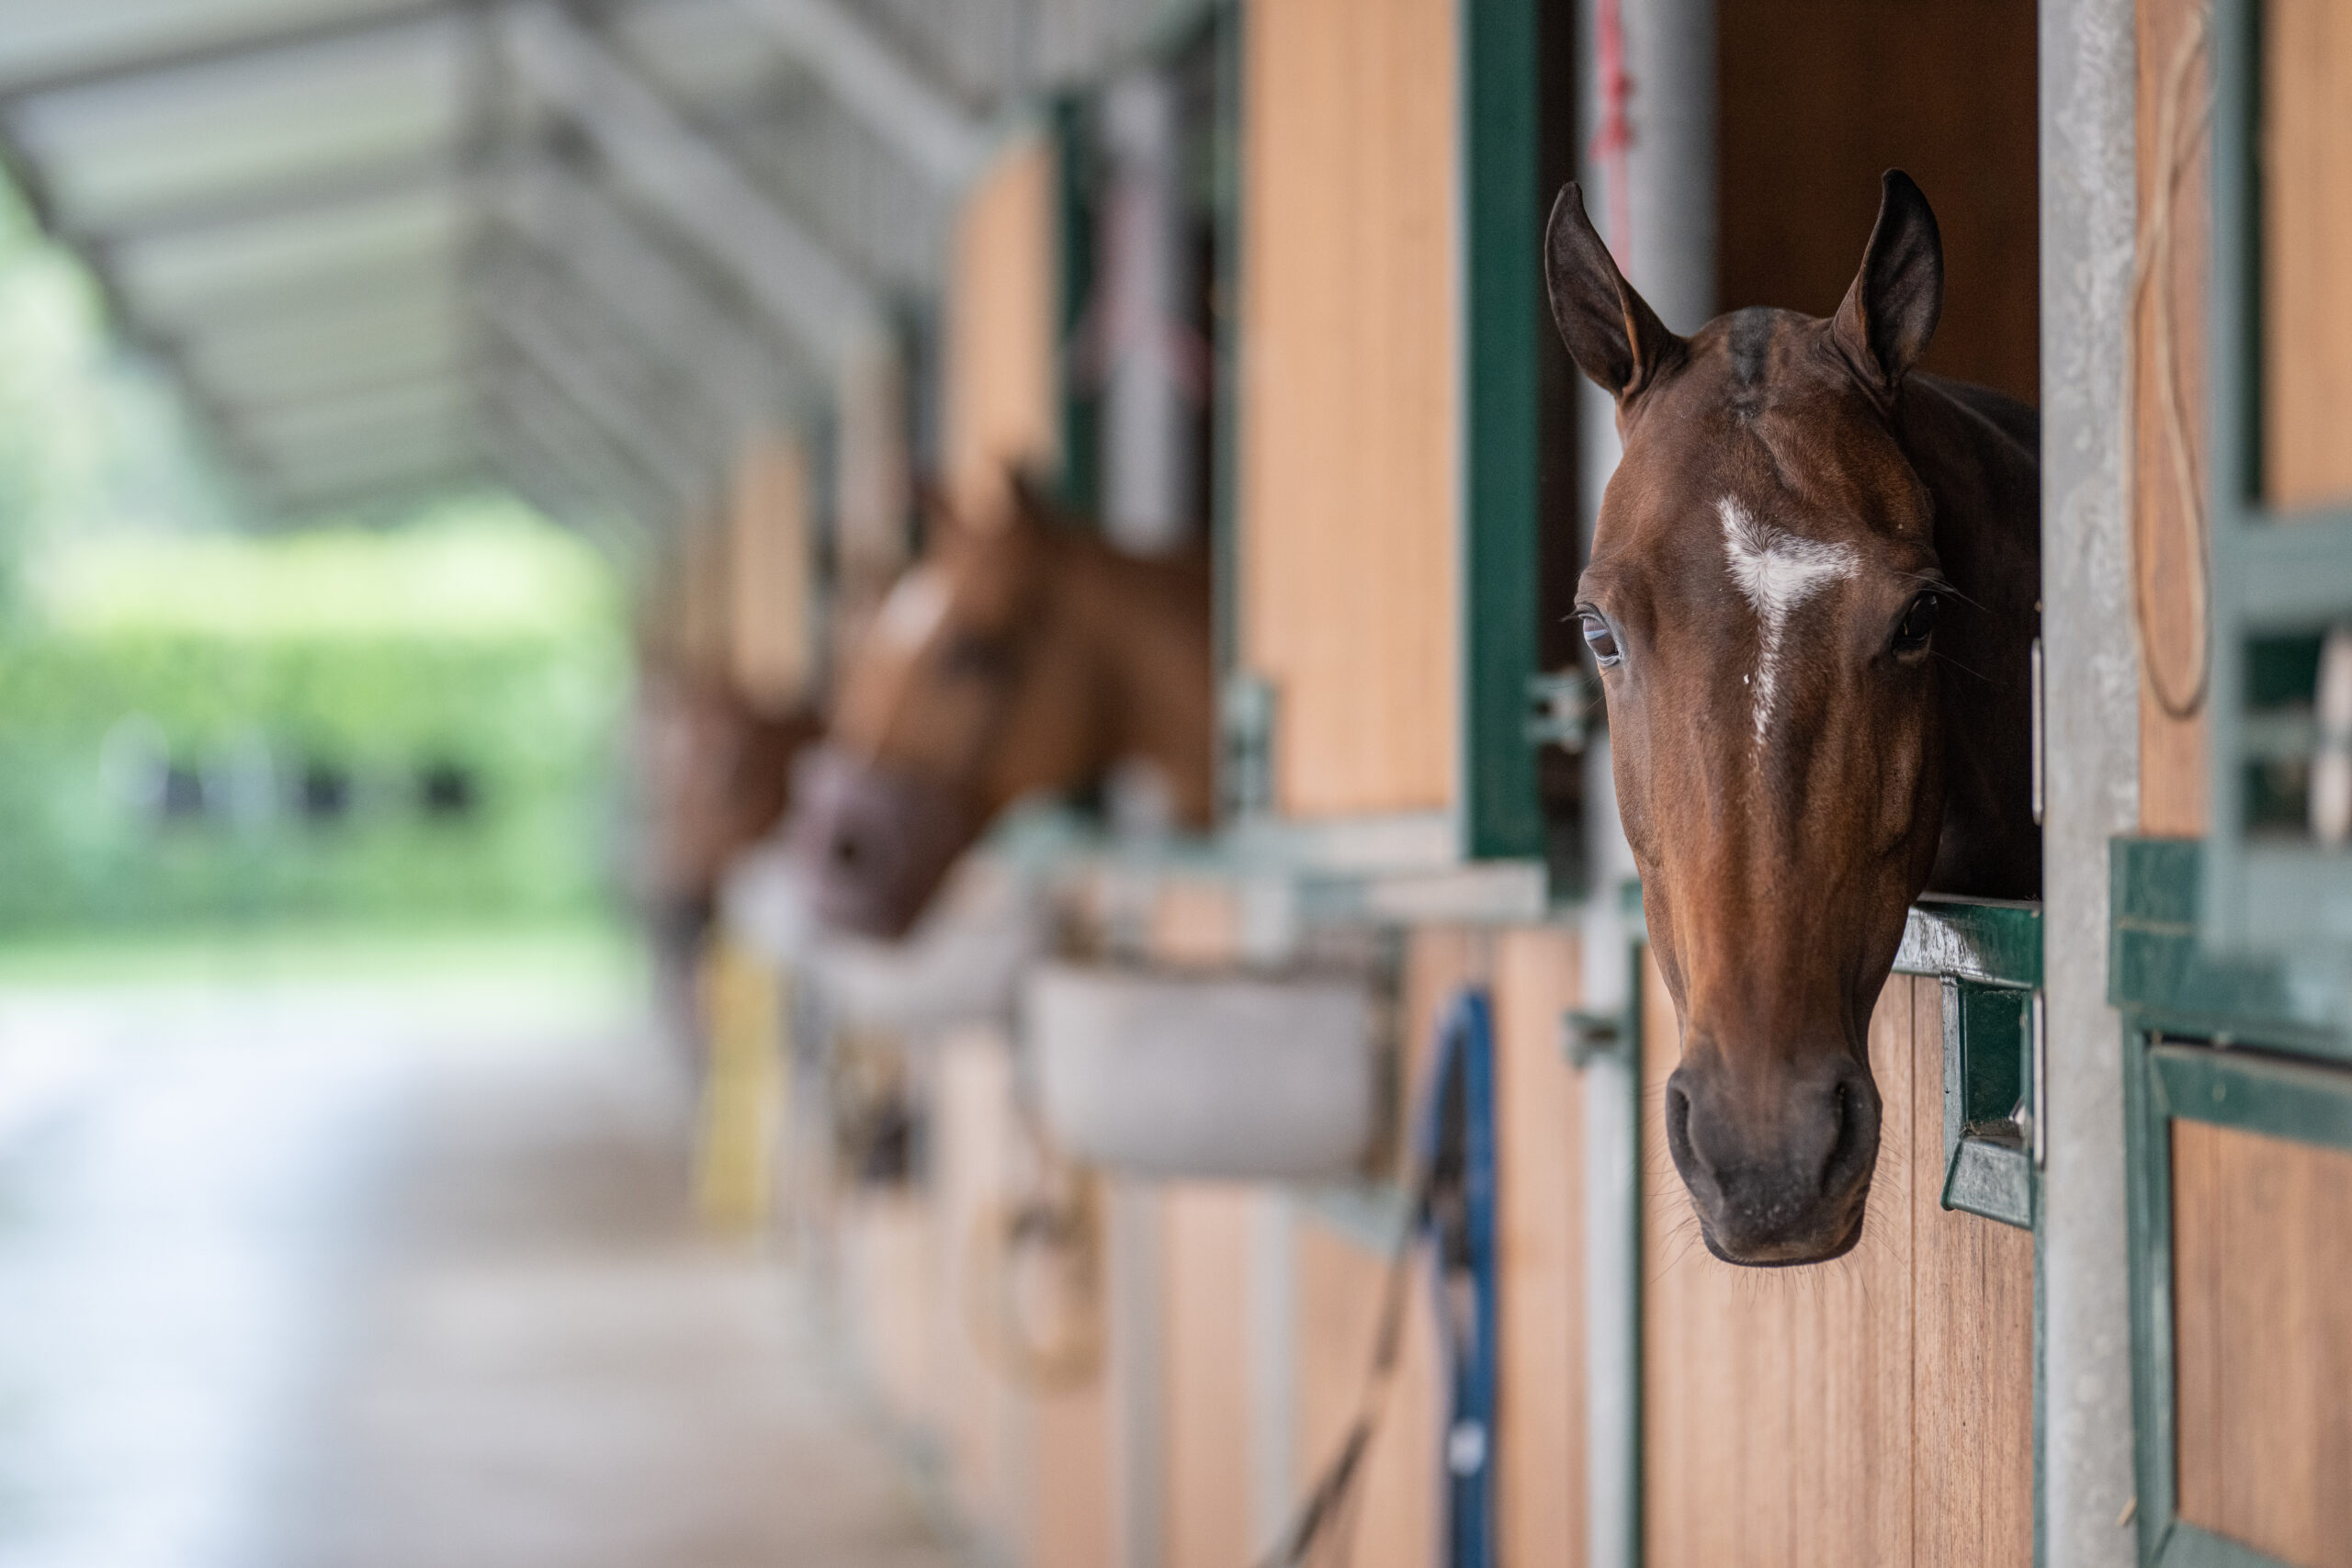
[1046, 535, 1216, 823]
[1901, 374, 2043, 897]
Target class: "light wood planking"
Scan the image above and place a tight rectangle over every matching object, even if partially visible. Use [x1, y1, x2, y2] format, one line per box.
[2173, 1119, 2352, 1568]
[1494, 927, 1588, 1567]
[2135, 0, 2212, 834]
[727, 430, 813, 712]
[1292, 1219, 1443, 1568]
[839, 1188, 935, 1427]
[2262, 0, 2352, 513]
[1908, 982, 2036, 1568]
[1029, 1378, 1115, 1568]
[930, 1027, 1023, 1542]
[1641, 966, 2031, 1566]
[1148, 878, 1244, 968]
[1162, 1186, 1260, 1568]
[1238, 0, 1460, 818]
[945, 139, 1059, 524]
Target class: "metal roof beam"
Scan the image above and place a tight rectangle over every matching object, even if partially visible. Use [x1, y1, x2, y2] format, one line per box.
[502, 1, 884, 370]
[726, 0, 990, 187]
[478, 288, 707, 513]
[480, 416, 652, 565]
[60, 142, 469, 251]
[483, 364, 674, 534]
[475, 255, 718, 498]
[491, 158, 802, 429]
[0, 2, 466, 109]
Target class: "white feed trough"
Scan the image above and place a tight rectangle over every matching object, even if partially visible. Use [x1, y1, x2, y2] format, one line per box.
[1023, 964, 1380, 1180]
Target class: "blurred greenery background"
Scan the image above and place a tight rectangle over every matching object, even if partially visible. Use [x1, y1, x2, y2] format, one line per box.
[0, 183, 630, 947]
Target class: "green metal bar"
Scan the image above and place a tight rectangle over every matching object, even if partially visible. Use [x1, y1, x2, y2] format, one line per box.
[1894, 897, 2043, 987]
[1052, 92, 1101, 515]
[2157, 1520, 2301, 1568]
[1457, 0, 1544, 861]
[2150, 1042, 2352, 1149]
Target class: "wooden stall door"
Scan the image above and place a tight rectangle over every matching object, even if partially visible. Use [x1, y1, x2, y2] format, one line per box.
[1238, 0, 1460, 819]
[2172, 1120, 2352, 1568]
[1494, 928, 1588, 1568]
[946, 139, 1059, 525]
[1640, 963, 2033, 1568]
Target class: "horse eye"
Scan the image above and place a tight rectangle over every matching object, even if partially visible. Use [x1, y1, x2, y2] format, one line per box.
[1894, 592, 1939, 652]
[1579, 614, 1623, 668]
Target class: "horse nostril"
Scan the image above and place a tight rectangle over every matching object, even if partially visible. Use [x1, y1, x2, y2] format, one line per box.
[831, 833, 864, 869]
[1665, 1081, 1698, 1172]
[1821, 1075, 1879, 1196]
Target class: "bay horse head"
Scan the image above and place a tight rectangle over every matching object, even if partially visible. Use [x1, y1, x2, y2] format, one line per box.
[1547, 173, 2040, 1266]
[788, 477, 1215, 939]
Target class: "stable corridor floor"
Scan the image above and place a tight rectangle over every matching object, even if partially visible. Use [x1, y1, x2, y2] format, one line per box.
[0, 954, 963, 1568]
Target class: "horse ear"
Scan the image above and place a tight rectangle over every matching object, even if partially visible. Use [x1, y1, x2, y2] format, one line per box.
[1544, 182, 1683, 403]
[1831, 170, 1943, 400]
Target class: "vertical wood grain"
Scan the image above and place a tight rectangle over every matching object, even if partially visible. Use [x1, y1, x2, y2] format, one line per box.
[1909, 982, 2036, 1568]
[2135, 0, 2212, 835]
[1148, 879, 1243, 968]
[727, 430, 813, 712]
[1493, 927, 1588, 1568]
[1291, 1220, 1442, 1568]
[930, 1026, 1022, 1541]
[2173, 1120, 2352, 1568]
[1163, 1186, 1259, 1568]
[946, 140, 1059, 524]
[1239, 0, 1460, 818]
[1641, 969, 2036, 1568]
[2261, 0, 2352, 513]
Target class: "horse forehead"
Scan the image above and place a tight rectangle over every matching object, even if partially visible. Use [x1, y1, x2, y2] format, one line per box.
[1715, 496, 1862, 605]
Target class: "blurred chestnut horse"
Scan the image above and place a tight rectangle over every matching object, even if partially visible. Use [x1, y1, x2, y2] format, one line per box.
[789, 479, 1214, 938]
[1550, 173, 2039, 1265]
[637, 664, 820, 1041]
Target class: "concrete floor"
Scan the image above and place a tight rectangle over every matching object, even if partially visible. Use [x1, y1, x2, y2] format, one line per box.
[0, 962, 964, 1568]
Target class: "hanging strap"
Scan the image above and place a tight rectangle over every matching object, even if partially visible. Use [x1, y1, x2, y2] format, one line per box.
[1256, 989, 1498, 1568]
[1424, 991, 1498, 1568]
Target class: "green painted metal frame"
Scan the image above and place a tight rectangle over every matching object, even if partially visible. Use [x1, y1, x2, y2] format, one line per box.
[1051, 92, 1101, 516]
[1458, 0, 1546, 863]
[2114, 837, 2352, 1568]
[1894, 897, 2042, 1228]
[2201, 0, 2352, 963]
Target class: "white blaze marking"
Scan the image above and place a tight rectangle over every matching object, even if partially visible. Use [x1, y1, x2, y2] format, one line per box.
[1717, 496, 1860, 746]
[874, 568, 951, 650]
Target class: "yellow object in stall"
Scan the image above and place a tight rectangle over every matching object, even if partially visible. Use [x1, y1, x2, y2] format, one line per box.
[694, 937, 787, 1234]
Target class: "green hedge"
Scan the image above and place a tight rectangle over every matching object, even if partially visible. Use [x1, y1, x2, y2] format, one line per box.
[0, 512, 629, 934]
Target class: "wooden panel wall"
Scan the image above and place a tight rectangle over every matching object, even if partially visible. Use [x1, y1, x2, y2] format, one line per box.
[2135, 0, 2213, 836]
[1238, 0, 1460, 819]
[946, 139, 1059, 524]
[2173, 1120, 2352, 1568]
[926, 1025, 1117, 1567]
[1293, 1221, 1444, 1568]
[1641, 963, 2032, 1567]
[1716, 0, 2041, 405]
[2261, 0, 2352, 513]
[727, 431, 812, 713]
[1163, 1187, 1261, 1568]
[1494, 928, 1587, 1567]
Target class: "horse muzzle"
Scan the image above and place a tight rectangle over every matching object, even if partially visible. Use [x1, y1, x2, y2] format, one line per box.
[1662, 1049, 1881, 1267]
[784, 746, 979, 941]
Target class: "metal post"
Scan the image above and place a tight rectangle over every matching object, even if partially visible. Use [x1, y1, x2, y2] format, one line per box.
[2037, 0, 2141, 1562]
[1095, 65, 1196, 556]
